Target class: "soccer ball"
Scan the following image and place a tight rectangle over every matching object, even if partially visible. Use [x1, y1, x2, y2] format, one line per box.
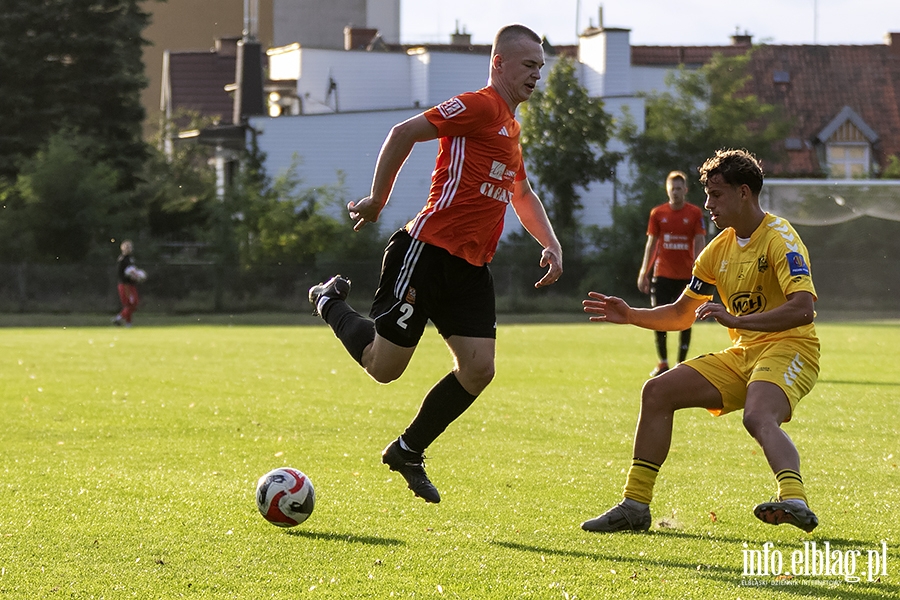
[124, 265, 148, 283]
[255, 467, 315, 527]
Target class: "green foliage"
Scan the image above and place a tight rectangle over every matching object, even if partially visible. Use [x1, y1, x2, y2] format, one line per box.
[229, 139, 385, 267]
[137, 111, 220, 243]
[596, 49, 793, 297]
[621, 50, 791, 198]
[0, 321, 897, 597]
[0, 132, 132, 262]
[882, 154, 900, 179]
[520, 57, 621, 239]
[236, 166, 348, 265]
[0, 0, 150, 187]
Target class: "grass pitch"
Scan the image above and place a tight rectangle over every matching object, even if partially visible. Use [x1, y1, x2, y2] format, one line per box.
[0, 319, 897, 598]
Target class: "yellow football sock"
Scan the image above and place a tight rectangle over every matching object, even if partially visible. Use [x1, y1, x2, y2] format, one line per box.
[775, 469, 808, 504]
[623, 458, 661, 505]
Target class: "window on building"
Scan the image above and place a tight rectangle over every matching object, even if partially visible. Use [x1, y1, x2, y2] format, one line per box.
[826, 143, 869, 179]
[825, 121, 870, 178]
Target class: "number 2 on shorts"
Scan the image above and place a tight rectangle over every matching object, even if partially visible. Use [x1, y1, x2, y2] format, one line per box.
[396, 303, 413, 329]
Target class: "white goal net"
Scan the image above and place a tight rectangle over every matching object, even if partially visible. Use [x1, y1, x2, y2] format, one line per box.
[759, 179, 900, 314]
[761, 179, 900, 226]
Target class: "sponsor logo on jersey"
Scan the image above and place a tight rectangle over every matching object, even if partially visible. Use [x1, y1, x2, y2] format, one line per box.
[786, 252, 810, 276]
[489, 160, 507, 180]
[662, 232, 690, 251]
[479, 182, 513, 203]
[437, 97, 467, 119]
[498, 126, 509, 137]
[729, 291, 766, 315]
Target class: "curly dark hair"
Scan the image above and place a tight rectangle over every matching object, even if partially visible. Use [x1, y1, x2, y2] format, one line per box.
[698, 149, 764, 195]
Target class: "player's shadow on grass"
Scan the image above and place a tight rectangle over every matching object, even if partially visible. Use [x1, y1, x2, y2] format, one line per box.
[491, 540, 899, 597]
[490, 539, 733, 574]
[285, 529, 404, 546]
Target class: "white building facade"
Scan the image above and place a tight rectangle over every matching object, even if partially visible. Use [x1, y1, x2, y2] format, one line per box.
[250, 26, 657, 235]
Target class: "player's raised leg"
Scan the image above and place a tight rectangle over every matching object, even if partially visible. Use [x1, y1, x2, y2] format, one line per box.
[383, 336, 494, 503]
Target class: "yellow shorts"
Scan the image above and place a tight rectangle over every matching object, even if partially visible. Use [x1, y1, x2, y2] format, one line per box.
[683, 339, 819, 421]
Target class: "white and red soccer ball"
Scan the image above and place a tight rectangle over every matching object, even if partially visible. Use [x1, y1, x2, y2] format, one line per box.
[124, 265, 148, 283]
[255, 467, 315, 527]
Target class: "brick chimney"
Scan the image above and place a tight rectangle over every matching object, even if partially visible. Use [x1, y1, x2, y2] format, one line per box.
[887, 32, 900, 55]
[450, 21, 471, 46]
[215, 36, 240, 56]
[344, 26, 379, 51]
[451, 31, 471, 46]
[731, 32, 753, 46]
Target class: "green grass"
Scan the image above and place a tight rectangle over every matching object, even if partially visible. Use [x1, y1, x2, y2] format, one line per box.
[0, 319, 898, 598]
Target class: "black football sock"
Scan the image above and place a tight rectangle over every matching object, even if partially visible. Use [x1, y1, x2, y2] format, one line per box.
[401, 372, 477, 453]
[654, 330, 668, 363]
[678, 329, 692, 363]
[321, 299, 375, 366]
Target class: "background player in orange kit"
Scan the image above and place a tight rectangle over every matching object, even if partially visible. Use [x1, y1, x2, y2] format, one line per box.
[636, 171, 706, 375]
[308, 24, 563, 504]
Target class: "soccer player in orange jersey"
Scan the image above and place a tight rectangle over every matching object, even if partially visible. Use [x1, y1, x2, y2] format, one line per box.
[582, 149, 820, 533]
[308, 24, 563, 503]
[637, 171, 706, 376]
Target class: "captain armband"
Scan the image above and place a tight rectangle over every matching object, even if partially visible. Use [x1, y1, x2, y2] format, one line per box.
[688, 275, 715, 297]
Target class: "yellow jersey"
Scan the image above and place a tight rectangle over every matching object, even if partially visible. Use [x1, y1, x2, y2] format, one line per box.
[684, 213, 818, 348]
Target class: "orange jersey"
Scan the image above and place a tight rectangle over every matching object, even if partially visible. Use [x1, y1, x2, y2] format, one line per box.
[647, 202, 705, 279]
[406, 86, 527, 266]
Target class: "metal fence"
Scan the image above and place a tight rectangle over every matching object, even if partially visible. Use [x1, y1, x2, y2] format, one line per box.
[0, 256, 896, 317]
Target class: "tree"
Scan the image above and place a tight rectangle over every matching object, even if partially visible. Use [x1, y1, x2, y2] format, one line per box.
[0, 0, 150, 187]
[519, 56, 621, 241]
[883, 155, 900, 179]
[228, 138, 382, 267]
[0, 132, 132, 262]
[621, 49, 791, 208]
[137, 110, 221, 244]
[591, 49, 793, 297]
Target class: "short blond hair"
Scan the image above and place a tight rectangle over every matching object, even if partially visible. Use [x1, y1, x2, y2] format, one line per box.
[491, 24, 541, 59]
[666, 171, 688, 186]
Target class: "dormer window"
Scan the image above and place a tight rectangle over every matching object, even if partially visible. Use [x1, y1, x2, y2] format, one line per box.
[816, 106, 879, 179]
[826, 143, 869, 178]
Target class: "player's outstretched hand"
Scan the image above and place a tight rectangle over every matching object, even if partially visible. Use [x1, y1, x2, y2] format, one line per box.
[348, 196, 381, 231]
[695, 301, 737, 328]
[583, 292, 631, 324]
[534, 246, 563, 288]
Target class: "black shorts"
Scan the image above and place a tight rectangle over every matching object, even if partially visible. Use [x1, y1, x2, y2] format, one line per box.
[370, 229, 497, 348]
[650, 276, 690, 307]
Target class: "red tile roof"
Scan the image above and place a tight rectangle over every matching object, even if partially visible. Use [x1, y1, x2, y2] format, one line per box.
[634, 38, 900, 176]
[632, 44, 749, 66]
[745, 43, 900, 176]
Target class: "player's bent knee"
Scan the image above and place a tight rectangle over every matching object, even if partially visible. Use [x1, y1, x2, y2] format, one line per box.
[363, 356, 408, 384]
[456, 362, 495, 395]
[742, 410, 773, 436]
[366, 369, 402, 384]
[640, 377, 664, 405]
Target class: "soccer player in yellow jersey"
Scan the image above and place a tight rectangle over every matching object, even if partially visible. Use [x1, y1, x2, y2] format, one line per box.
[581, 148, 820, 533]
